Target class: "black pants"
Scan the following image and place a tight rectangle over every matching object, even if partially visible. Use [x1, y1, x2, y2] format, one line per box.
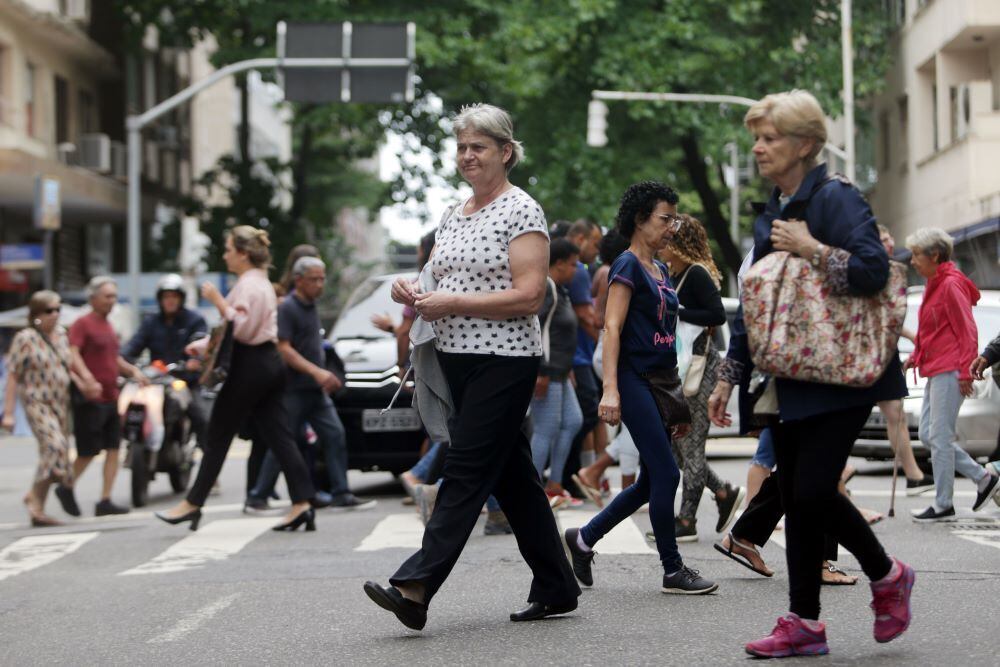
[562, 363, 600, 494]
[187, 342, 314, 507]
[772, 405, 892, 620]
[732, 473, 838, 562]
[391, 352, 580, 606]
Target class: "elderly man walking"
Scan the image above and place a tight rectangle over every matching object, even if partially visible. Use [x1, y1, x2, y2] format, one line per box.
[61, 276, 147, 516]
[249, 257, 375, 510]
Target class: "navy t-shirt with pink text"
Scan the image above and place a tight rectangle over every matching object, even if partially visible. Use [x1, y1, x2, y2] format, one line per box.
[608, 250, 679, 373]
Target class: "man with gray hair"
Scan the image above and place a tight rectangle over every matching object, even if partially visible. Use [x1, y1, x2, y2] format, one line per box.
[246, 256, 375, 511]
[61, 276, 147, 516]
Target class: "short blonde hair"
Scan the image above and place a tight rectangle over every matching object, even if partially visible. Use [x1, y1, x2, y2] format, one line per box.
[744, 90, 828, 166]
[453, 103, 524, 172]
[905, 227, 953, 263]
[228, 225, 271, 268]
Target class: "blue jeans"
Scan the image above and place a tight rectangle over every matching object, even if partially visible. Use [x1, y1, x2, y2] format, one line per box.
[751, 427, 776, 469]
[410, 441, 443, 482]
[530, 378, 583, 485]
[252, 389, 350, 501]
[580, 366, 682, 572]
[920, 371, 987, 511]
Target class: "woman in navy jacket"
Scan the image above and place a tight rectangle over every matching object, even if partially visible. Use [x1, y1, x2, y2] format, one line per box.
[708, 91, 914, 659]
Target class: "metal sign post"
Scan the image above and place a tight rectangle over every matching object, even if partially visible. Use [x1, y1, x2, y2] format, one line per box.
[125, 22, 415, 327]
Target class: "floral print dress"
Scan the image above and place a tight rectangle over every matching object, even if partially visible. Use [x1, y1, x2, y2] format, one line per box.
[7, 326, 73, 483]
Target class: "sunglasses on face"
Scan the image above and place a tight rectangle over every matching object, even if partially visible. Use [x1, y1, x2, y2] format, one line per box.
[45, 306, 61, 314]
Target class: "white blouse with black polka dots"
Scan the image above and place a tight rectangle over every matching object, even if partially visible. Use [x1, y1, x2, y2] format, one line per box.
[430, 186, 549, 357]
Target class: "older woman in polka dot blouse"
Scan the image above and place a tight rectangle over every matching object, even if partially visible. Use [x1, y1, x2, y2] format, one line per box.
[364, 104, 579, 630]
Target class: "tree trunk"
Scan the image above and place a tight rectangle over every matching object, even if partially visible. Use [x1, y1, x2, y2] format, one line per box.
[679, 131, 743, 278]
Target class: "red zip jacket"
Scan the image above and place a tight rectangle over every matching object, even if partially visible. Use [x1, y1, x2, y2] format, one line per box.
[910, 261, 980, 381]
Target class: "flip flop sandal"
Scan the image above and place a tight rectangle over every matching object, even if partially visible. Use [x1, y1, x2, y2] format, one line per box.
[821, 563, 858, 586]
[571, 474, 604, 508]
[713, 533, 773, 577]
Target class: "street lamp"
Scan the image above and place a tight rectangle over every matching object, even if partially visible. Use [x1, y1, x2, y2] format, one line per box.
[587, 99, 608, 147]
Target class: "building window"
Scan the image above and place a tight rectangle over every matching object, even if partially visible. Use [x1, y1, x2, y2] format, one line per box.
[54, 76, 69, 144]
[24, 62, 35, 137]
[897, 95, 909, 167]
[78, 89, 95, 134]
[932, 84, 939, 152]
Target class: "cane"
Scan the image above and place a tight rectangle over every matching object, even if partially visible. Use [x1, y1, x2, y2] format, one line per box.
[888, 449, 899, 518]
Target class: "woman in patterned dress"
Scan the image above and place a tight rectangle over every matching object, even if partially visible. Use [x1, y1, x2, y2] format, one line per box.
[2, 291, 99, 526]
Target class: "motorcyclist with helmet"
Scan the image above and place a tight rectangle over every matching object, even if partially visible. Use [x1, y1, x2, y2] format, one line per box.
[121, 274, 210, 449]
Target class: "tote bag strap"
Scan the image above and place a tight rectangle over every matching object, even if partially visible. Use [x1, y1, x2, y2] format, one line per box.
[541, 277, 558, 363]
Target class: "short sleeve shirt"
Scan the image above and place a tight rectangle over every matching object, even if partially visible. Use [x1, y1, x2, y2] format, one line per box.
[277, 294, 324, 391]
[68, 312, 120, 403]
[430, 186, 549, 356]
[568, 261, 595, 367]
[608, 251, 679, 373]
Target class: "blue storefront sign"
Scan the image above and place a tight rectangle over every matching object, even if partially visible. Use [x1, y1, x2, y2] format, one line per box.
[0, 244, 45, 270]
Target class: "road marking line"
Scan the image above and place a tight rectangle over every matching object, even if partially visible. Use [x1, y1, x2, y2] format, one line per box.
[0, 532, 99, 582]
[356, 513, 425, 551]
[148, 593, 240, 644]
[558, 511, 655, 555]
[952, 529, 1000, 552]
[119, 518, 274, 575]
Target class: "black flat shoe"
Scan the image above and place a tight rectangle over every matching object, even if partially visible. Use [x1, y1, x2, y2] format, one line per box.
[154, 508, 202, 531]
[54, 485, 81, 517]
[564, 528, 595, 587]
[363, 581, 427, 630]
[273, 508, 316, 532]
[509, 600, 577, 622]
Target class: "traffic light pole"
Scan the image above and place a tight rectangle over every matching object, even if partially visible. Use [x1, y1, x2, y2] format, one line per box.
[125, 55, 410, 327]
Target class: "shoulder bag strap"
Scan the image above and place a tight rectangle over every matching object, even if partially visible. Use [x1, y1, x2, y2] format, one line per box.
[541, 277, 558, 363]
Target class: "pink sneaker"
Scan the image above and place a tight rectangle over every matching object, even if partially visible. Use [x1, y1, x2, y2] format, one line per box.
[870, 557, 915, 643]
[745, 614, 829, 658]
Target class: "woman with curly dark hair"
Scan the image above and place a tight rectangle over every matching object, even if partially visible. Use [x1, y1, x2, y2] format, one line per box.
[658, 214, 745, 542]
[563, 181, 718, 595]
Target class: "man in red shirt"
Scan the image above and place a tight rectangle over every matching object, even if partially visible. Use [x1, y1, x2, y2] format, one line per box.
[59, 277, 146, 517]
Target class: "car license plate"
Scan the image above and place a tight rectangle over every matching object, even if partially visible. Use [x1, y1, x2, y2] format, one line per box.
[362, 408, 421, 433]
[866, 411, 887, 428]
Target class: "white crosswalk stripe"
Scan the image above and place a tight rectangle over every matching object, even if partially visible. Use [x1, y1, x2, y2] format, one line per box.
[557, 510, 655, 555]
[119, 518, 275, 575]
[0, 532, 99, 582]
[952, 530, 1000, 551]
[355, 513, 425, 551]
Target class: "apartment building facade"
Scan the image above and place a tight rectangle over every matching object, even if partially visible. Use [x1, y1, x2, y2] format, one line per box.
[869, 0, 1000, 288]
[0, 0, 195, 310]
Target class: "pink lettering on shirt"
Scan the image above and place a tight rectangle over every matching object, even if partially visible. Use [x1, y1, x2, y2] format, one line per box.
[654, 332, 675, 347]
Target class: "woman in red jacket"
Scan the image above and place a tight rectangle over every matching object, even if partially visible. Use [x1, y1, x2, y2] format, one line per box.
[904, 227, 1000, 521]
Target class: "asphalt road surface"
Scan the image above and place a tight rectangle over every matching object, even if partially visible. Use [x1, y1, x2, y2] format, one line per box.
[0, 436, 997, 666]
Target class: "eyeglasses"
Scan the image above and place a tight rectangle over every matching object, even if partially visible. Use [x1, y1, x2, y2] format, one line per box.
[44, 307, 61, 314]
[657, 214, 683, 231]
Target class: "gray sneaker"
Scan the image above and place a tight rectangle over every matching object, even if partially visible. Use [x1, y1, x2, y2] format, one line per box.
[662, 566, 718, 595]
[329, 494, 377, 511]
[414, 484, 438, 525]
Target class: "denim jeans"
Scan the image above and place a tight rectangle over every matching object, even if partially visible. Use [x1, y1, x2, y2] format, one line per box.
[920, 371, 987, 511]
[751, 427, 776, 470]
[530, 378, 583, 485]
[410, 441, 443, 482]
[580, 366, 682, 573]
[252, 389, 350, 501]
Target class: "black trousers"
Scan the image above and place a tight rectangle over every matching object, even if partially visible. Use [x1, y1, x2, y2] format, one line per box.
[772, 405, 892, 620]
[732, 473, 839, 562]
[187, 342, 315, 507]
[391, 352, 580, 606]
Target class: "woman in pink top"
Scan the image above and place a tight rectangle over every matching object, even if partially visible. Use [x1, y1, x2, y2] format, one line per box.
[156, 226, 317, 532]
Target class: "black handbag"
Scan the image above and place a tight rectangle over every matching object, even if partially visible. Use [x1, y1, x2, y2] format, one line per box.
[199, 322, 234, 388]
[324, 344, 347, 387]
[643, 366, 692, 428]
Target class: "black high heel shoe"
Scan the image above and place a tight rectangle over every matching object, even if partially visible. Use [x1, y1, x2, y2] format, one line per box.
[154, 508, 202, 531]
[273, 507, 316, 532]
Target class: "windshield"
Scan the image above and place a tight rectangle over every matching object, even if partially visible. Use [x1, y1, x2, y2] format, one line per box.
[898, 303, 1000, 354]
[331, 274, 414, 341]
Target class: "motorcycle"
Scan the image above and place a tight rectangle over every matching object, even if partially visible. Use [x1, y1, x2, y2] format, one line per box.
[118, 361, 196, 507]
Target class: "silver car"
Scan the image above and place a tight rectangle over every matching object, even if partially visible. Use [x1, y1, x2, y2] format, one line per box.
[851, 289, 1000, 461]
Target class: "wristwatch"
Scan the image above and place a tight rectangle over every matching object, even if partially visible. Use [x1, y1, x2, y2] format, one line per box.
[810, 242, 826, 268]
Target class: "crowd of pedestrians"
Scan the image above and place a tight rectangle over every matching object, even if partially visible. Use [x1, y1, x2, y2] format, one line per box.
[3, 93, 1000, 660]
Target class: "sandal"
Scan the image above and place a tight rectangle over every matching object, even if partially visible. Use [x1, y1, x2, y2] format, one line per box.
[860, 507, 885, 525]
[571, 473, 604, 508]
[821, 562, 858, 586]
[713, 533, 774, 577]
